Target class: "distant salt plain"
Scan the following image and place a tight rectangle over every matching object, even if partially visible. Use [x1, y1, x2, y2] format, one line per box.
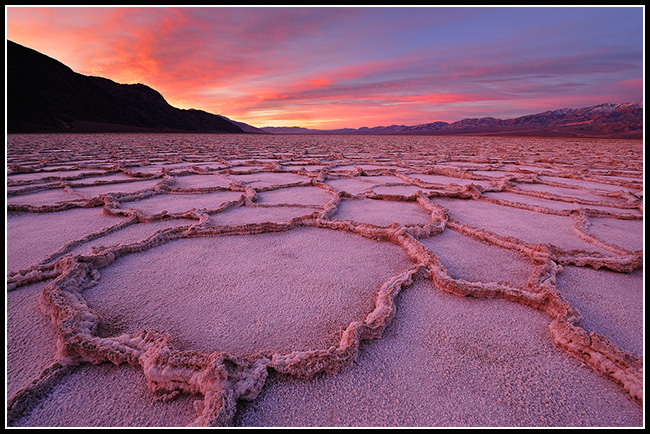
[5, 133, 643, 427]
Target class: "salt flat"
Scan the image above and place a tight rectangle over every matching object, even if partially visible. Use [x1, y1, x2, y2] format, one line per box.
[5, 133, 643, 427]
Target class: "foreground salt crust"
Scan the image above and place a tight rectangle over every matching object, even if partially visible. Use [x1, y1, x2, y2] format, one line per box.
[6, 134, 643, 427]
[236, 278, 642, 427]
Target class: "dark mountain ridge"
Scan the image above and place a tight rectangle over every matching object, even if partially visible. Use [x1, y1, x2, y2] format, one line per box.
[7, 40, 247, 134]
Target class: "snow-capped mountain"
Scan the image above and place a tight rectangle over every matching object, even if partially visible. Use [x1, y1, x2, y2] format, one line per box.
[264, 101, 643, 138]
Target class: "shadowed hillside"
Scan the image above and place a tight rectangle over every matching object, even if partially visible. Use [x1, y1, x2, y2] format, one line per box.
[7, 40, 246, 134]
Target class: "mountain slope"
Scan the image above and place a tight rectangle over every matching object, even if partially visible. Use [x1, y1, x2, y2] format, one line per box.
[264, 101, 643, 138]
[7, 40, 246, 134]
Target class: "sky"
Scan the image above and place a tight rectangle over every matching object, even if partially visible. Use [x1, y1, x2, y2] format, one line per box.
[5, 5, 645, 129]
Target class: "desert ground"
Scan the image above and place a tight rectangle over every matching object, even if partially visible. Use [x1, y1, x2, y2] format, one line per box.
[5, 133, 643, 427]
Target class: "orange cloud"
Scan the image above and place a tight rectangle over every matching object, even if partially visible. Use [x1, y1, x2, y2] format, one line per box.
[307, 78, 332, 89]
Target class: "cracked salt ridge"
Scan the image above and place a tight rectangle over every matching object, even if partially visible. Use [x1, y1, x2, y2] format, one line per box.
[538, 175, 642, 194]
[586, 218, 643, 252]
[410, 173, 494, 188]
[208, 206, 319, 226]
[6, 209, 129, 273]
[72, 178, 162, 199]
[420, 228, 534, 289]
[236, 278, 642, 427]
[66, 218, 195, 258]
[7, 189, 86, 207]
[255, 186, 333, 207]
[12, 364, 198, 427]
[484, 191, 583, 212]
[431, 197, 627, 255]
[119, 190, 245, 218]
[5, 134, 643, 427]
[335, 198, 433, 227]
[514, 182, 635, 206]
[169, 173, 233, 189]
[557, 267, 643, 356]
[226, 172, 312, 189]
[324, 178, 376, 196]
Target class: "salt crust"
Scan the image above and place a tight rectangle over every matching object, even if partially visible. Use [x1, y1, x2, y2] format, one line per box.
[82, 228, 412, 356]
[6, 134, 643, 427]
[236, 278, 643, 427]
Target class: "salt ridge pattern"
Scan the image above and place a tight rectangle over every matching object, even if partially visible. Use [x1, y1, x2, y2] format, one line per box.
[6, 134, 643, 427]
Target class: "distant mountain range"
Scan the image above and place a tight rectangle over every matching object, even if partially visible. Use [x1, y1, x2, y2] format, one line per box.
[263, 101, 643, 138]
[7, 40, 643, 138]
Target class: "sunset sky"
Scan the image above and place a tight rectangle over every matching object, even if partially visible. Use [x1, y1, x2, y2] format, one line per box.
[6, 6, 644, 129]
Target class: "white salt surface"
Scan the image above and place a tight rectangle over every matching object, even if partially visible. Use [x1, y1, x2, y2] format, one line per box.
[335, 198, 432, 227]
[256, 186, 332, 206]
[83, 227, 412, 355]
[6, 134, 643, 428]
